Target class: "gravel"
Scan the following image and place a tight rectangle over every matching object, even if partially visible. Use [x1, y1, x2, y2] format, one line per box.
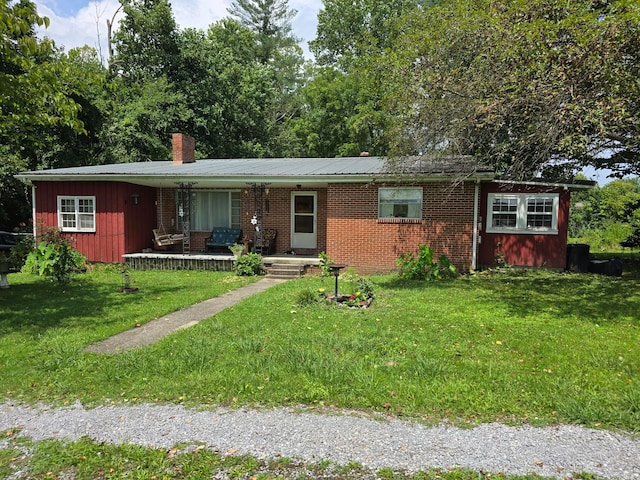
[1, 400, 639, 479]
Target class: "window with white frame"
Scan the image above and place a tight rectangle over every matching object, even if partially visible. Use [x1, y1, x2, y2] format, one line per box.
[57, 196, 96, 232]
[378, 187, 423, 219]
[187, 190, 241, 231]
[487, 193, 559, 234]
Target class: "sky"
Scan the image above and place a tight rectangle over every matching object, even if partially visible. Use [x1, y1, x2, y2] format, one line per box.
[33, 0, 322, 60]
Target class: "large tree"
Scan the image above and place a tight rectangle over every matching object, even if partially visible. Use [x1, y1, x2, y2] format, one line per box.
[0, 0, 88, 229]
[179, 21, 275, 157]
[109, 0, 180, 83]
[227, 0, 307, 157]
[378, 0, 640, 178]
[283, 67, 388, 157]
[227, 0, 298, 65]
[310, 0, 427, 70]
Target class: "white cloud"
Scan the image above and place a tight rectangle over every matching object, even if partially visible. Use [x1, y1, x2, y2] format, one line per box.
[34, 0, 320, 60]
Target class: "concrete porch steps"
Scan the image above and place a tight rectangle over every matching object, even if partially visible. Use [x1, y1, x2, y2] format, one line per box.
[263, 255, 320, 279]
[267, 263, 306, 278]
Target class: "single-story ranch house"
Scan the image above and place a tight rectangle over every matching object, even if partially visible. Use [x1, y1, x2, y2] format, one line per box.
[16, 134, 593, 273]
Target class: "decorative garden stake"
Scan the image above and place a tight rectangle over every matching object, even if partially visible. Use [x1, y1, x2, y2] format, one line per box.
[328, 264, 346, 301]
[118, 273, 138, 293]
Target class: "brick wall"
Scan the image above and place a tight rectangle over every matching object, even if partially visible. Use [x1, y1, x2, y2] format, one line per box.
[326, 182, 476, 273]
[241, 187, 327, 255]
[154, 183, 476, 272]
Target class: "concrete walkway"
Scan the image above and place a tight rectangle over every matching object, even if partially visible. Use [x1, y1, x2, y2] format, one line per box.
[85, 277, 287, 354]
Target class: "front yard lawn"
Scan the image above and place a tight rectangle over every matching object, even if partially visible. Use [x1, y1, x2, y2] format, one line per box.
[0, 261, 638, 432]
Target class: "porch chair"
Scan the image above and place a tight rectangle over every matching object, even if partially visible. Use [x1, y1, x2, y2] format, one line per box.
[255, 228, 277, 255]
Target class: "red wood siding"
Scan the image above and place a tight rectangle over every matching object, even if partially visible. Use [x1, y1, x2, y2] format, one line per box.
[33, 181, 156, 263]
[326, 182, 476, 274]
[478, 184, 570, 269]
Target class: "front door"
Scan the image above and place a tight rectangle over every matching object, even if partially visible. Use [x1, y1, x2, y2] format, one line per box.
[291, 192, 317, 249]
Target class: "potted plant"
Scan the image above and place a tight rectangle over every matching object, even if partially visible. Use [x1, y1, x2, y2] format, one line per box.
[229, 242, 246, 258]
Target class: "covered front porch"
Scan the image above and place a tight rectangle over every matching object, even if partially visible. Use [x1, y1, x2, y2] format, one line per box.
[123, 251, 320, 276]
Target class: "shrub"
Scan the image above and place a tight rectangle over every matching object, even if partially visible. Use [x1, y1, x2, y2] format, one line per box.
[5, 234, 34, 271]
[233, 252, 264, 276]
[22, 229, 87, 284]
[397, 245, 457, 281]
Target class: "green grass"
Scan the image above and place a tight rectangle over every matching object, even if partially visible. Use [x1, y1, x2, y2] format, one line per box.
[1, 262, 639, 430]
[1, 260, 639, 478]
[0, 435, 559, 480]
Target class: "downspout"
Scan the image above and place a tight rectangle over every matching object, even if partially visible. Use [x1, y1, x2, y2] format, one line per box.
[31, 185, 37, 239]
[472, 180, 480, 271]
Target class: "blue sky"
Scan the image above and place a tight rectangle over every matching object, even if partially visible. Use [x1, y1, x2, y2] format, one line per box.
[34, 0, 321, 59]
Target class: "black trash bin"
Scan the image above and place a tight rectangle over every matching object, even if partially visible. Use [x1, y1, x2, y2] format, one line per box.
[566, 243, 590, 273]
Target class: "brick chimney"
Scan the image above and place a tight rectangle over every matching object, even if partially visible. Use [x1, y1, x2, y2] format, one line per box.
[172, 133, 195, 165]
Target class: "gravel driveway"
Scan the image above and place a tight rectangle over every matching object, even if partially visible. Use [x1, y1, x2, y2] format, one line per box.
[1, 401, 639, 479]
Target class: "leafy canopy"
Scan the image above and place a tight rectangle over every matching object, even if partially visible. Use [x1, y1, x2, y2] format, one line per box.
[378, 0, 640, 179]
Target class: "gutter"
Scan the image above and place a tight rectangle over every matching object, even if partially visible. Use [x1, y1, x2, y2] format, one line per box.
[15, 172, 496, 188]
[494, 179, 596, 190]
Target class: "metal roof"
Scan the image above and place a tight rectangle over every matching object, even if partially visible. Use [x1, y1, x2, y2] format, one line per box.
[16, 156, 496, 188]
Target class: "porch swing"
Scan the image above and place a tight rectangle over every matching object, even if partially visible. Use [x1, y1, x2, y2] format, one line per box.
[152, 187, 184, 249]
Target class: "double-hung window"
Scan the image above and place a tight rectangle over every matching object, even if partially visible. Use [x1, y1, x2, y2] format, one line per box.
[58, 196, 96, 232]
[188, 190, 241, 231]
[487, 193, 559, 234]
[378, 187, 423, 220]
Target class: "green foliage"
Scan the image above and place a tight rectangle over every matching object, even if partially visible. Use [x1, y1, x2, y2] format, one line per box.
[377, 0, 640, 178]
[5, 233, 34, 271]
[0, 2, 95, 229]
[318, 251, 334, 276]
[0, 1, 83, 137]
[284, 67, 388, 157]
[229, 242, 246, 257]
[227, 0, 298, 64]
[570, 178, 640, 250]
[397, 245, 457, 281]
[22, 229, 87, 284]
[355, 276, 375, 299]
[295, 287, 320, 306]
[233, 252, 264, 276]
[310, 0, 424, 70]
[111, 0, 181, 83]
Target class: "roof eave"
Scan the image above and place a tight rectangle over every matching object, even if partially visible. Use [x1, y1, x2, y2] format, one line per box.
[16, 171, 497, 186]
[494, 179, 597, 190]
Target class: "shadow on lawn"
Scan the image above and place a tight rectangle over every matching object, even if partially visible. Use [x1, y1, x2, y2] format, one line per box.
[0, 275, 183, 337]
[378, 253, 640, 326]
[476, 271, 639, 325]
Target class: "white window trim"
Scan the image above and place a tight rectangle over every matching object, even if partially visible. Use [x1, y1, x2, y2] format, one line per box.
[57, 196, 96, 233]
[486, 193, 559, 234]
[378, 187, 423, 220]
[184, 190, 242, 231]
